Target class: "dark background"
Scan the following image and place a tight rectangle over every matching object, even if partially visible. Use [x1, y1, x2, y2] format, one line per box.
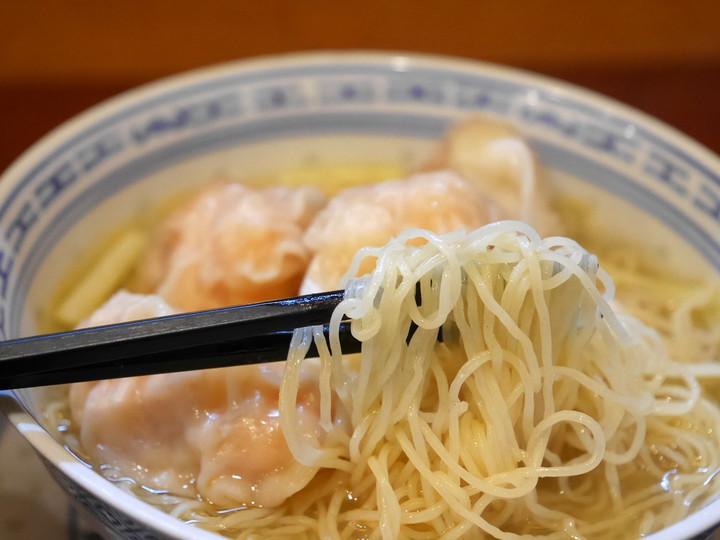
[1, 0, 719, 172]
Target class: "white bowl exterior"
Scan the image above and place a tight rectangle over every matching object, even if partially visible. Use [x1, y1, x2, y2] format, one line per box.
[0, 51, 719, 539]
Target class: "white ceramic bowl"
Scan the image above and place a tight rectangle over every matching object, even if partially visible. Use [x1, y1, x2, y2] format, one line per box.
[1, 52, 719, 540]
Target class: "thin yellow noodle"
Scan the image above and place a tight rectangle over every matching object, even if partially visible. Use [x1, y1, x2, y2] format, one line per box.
[273, 223, 720, 539]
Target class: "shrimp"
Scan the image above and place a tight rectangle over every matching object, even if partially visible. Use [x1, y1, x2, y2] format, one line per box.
[134, 181, 327, 312]
[70, 292, 332, 508]
[300, 119, 562, 294]
[423, 116, 562, 236]
[300, 170, 505, 294]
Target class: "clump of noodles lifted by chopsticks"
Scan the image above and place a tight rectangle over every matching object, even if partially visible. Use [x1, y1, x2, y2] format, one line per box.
[278, 221, 720, 539]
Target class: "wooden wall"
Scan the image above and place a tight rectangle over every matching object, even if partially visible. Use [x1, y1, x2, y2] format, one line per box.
[1, 0, 719, 168]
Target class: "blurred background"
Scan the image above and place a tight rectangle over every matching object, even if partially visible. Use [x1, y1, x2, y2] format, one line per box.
[1, 0, 720, 173]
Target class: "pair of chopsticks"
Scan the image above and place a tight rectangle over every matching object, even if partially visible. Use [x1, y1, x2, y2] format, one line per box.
[0, 290, 360, 390]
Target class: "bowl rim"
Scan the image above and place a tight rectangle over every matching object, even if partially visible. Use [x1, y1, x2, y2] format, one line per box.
[1, 50, 719, 539]
[2, 50, 719, 190]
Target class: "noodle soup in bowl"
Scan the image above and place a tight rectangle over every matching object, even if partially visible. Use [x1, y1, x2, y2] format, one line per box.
[0, 52, 719, 539]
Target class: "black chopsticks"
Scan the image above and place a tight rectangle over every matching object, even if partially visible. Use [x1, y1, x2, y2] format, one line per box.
[0, 290, 359, 390]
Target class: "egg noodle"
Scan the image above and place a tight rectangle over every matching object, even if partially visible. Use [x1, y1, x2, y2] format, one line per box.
[119, 221, 713, 539]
